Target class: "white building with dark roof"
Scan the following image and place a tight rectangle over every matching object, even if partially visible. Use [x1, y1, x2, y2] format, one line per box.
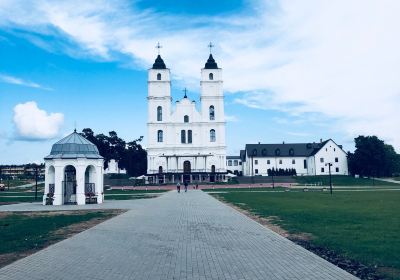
[226, 156, 242, 176]
[240, 139, 348, 176]
[146, 50, 227, 184]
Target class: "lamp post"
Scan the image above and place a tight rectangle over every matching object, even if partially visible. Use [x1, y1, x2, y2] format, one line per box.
[272, 173, 275, 189]
[325, 163, 333, 195]
[34, 165, 38, 201]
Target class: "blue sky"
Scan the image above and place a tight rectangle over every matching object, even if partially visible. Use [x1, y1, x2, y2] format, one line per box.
[1, 0, 400, 164]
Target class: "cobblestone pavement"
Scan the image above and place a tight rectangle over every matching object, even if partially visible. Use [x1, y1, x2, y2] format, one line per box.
[0, 190, 358, 280]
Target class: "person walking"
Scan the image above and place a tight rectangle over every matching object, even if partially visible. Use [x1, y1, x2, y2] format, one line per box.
[176, 182, 181, 193]
[184, 181, 188, 192]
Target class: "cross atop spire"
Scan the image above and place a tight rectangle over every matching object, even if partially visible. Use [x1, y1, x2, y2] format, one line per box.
[183, 88, 188, 98]
[155, 42, 162, 55]
[208, 42, 214, 54]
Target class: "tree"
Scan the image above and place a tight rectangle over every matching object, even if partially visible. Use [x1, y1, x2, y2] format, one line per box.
[348, 135, 400, 177]
[80, 129, 147, 177]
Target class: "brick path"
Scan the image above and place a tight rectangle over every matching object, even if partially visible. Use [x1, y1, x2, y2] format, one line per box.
[0, 190, 358, 280]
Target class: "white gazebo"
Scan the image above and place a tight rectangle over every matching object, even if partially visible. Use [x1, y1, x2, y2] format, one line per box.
[43, 130, 104, 205]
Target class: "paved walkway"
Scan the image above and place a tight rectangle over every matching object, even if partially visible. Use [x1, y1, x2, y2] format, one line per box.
[0, 191, 357, 280]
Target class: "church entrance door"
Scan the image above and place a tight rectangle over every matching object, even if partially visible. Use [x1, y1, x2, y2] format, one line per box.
[183, 161, 191, 183]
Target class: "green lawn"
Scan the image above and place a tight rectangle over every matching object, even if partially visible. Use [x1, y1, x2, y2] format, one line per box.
[0, 210, 121, 267]
[211, 190, 400, 280]
[294, 175, 398, 186]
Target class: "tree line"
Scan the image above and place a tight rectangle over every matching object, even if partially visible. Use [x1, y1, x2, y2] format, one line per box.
[80, 128, 147, 177]
[348, 136, 400, 177]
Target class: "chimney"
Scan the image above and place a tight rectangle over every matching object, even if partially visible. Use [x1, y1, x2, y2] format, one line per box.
[258, 142, 260, 144]
[283, 141, 285, 144]
[320, 138, 322, 143]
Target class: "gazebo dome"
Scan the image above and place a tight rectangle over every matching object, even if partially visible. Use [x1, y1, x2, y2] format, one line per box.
[45, 131, 103, 160]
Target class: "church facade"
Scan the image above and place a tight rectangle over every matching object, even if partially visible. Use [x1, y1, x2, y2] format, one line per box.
[146, 53, 227, 184]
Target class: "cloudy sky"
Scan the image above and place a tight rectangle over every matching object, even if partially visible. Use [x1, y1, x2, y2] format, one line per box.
[1, 0, 400, 164]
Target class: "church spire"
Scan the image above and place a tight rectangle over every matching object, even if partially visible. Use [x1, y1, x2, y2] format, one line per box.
[152, 42, 167, 69]
[205, 42, 218, 69]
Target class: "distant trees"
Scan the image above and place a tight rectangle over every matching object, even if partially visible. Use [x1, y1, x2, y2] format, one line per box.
[80, 128, 147, 177]
[348, 136, 400, 177]
[267, 168, 297, 176]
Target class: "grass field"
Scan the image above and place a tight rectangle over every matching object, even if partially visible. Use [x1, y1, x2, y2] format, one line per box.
[0, 210, 122, 267]
[294, 175, 398, 186]
[210, 189, 400, 280]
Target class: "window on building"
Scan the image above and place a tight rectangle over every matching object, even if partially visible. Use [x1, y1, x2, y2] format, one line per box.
[210, 129, 216, 142]
[335, 157, 339, 162]
[321, 167, 325, 173]
[184, 115, 189, 123]
[181, 130, 186, 143]
[275, 149, 281, 156]
[252, 149, 257, 156]
[158, 166, 163, 173]
[157, 106, 162, 121]
[157, 130, 163, 142]
[188, 130, 192, 143]
[228, 160, 232, 166]
[320, 158, 324, 163]
[279, 160, 282, 164]
[209, 73, 213, 80]
[326, 148, 327, 151]
[304, 159, 307, 169]
[234, 160, 238, 166]
[289, 148, 294, 156]
[209, 105, 215, 120]
[267, 160, 270, 164]
[255, 169, 258, 174]
[262, 149, 267, 156]
[239, 162, 242, 165]
[336, 167, 339, 172]
[255, 160, 258, 165]
[292, 159, 295, 164]
[157, 73, 161, 80]
[334, 148, 336, 151]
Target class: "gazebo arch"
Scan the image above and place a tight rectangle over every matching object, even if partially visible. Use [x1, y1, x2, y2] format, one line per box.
[85, 165, 97, 204]
[63, 165, 77, 205]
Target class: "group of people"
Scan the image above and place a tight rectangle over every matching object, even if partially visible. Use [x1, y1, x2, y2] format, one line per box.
[176, 181, 199, 193]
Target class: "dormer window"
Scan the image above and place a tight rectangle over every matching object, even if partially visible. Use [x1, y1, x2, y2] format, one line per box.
[184, 115, 189, 123]
[209, 73, 213, 80]
[157, 73, 161, 80]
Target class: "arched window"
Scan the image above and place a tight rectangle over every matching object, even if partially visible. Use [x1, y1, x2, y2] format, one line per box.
[157, 106, 162, 121]
[211, 165, 216, 173]
[210, 129, 216, 142]
[275, 148, 281, 156]
[289, 148, 294, 156]
[188, 130, 192, 143]
[184, 115, 189, 123]
[209, 105, 215, 120]
[157, 130, 163, 142]
[158, 166, 163, 173]
[157, 73, 161, 80]
[181, 130, 186, 143]
[209, 73, 214, 80]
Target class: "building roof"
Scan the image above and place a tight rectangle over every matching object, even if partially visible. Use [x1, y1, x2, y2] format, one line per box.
[152, 55, 167, 69]
[244, 140, 330, 158]
[204, 54, 219, 69]
[227, 156, 241, 160]
[44, 131, 103, 160]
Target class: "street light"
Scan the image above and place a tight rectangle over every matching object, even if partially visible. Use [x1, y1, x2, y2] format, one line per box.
[325, 162, 333, 195]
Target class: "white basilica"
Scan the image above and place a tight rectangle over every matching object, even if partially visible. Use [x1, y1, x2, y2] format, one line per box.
[146, 52, 227, 184]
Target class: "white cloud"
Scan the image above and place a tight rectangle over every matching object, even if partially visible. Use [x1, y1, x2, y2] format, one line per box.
[13, 101, 64, 140]
[225, 114, 239, 122]
[0, 74, 52, 90]
[1, 0, 400, 149]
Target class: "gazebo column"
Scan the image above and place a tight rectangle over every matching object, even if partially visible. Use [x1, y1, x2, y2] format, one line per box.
[52, 164, 64, 205]
[76, 164, 86, 205]
[95, 162, 104, 203]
